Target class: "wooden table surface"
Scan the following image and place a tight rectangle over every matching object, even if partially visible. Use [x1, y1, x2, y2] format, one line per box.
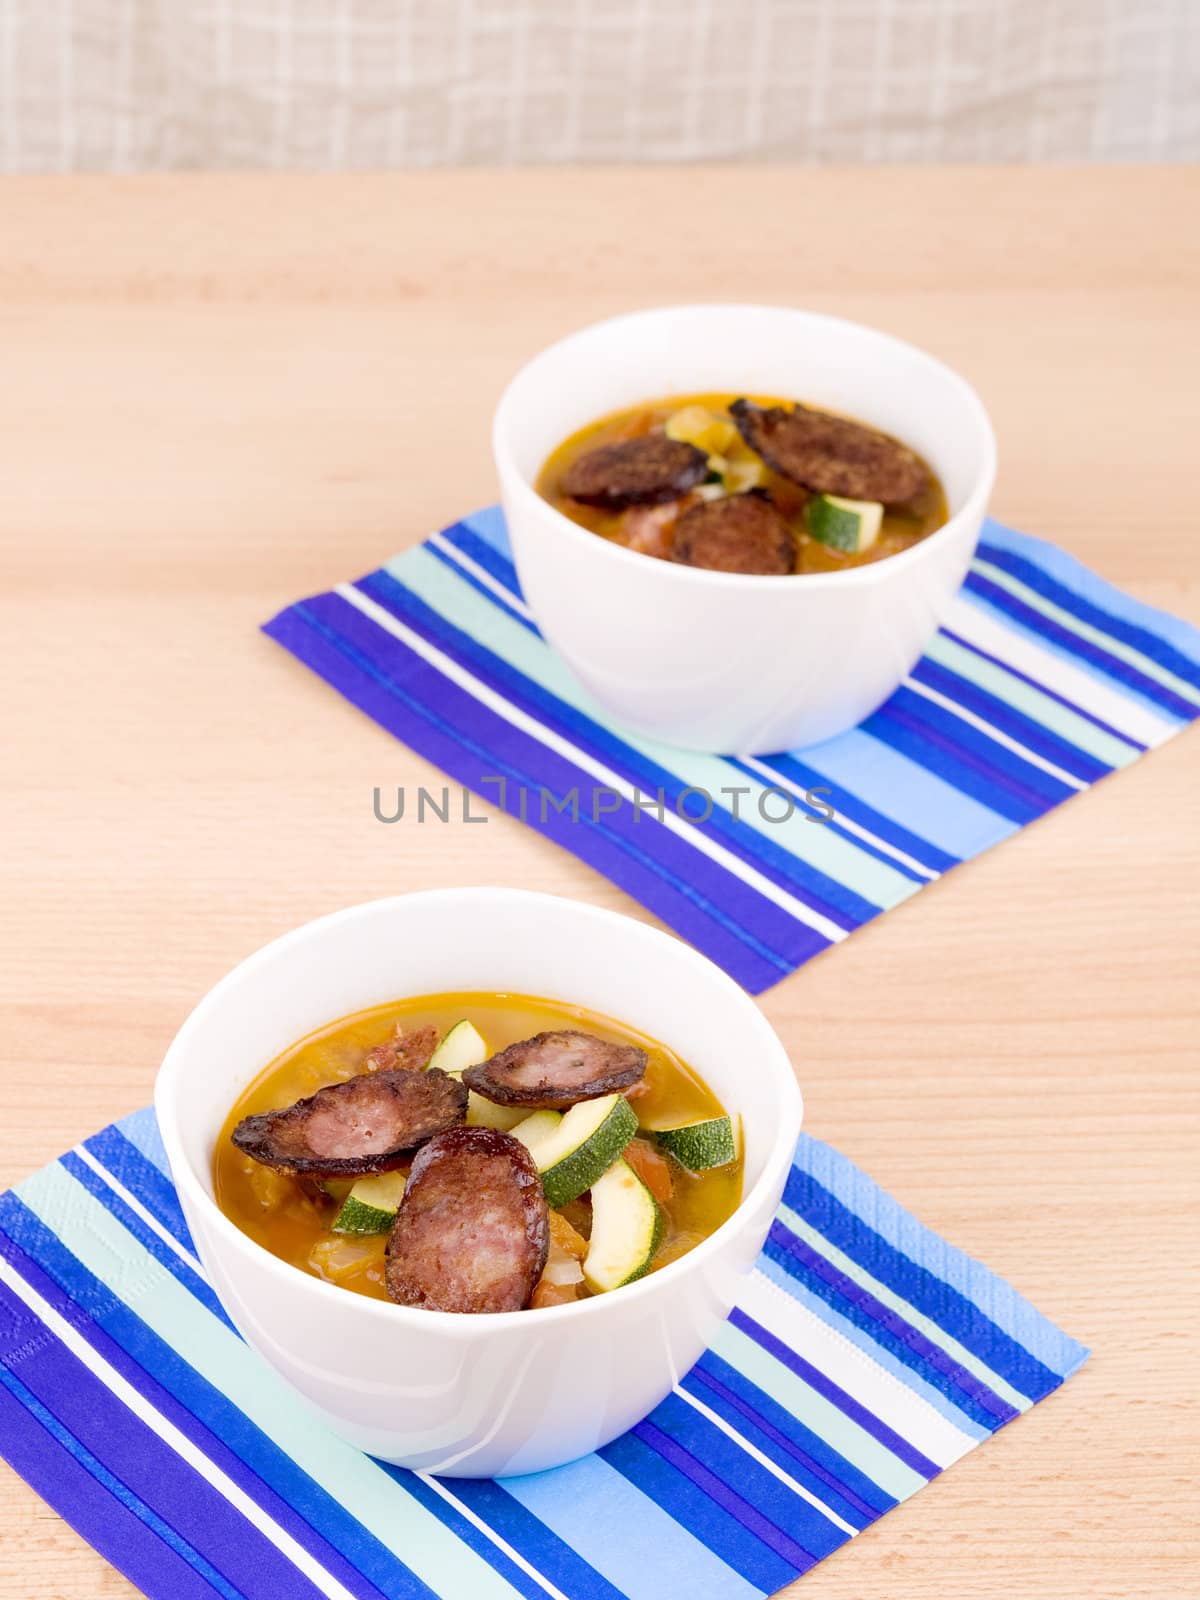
[1, 167, 1197, 1599]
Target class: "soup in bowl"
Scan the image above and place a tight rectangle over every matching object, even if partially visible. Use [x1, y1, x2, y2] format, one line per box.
[493, 304, 996, 754]
[155, 889, 802, 1476]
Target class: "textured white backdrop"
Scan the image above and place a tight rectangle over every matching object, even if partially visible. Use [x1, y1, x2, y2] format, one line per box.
[0, 0, 1196, 170]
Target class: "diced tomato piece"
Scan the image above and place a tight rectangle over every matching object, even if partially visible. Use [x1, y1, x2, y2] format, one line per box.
[623, 1138, 674, 1204]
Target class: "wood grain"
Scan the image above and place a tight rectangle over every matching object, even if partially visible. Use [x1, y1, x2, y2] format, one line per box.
[0, 167, 1197, 1599]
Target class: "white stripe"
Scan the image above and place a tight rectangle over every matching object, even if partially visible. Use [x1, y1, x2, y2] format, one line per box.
[737, 1272, 978, 1471]
[972, 558, 1200, 710]
[427, 531, 536, 623]
[672, 1384, 857, 1537]
[0, 1254, 359, 1600]
[902, 676, 1086, 791]
[741, 756, 939, 882]
[336, 582, 847, 946]
[948, 595, 1177, 748]
[416, 1474, 570, 1600]
[72, 1146, 203, 1273]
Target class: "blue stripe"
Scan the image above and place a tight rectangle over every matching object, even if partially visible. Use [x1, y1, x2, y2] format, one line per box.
[964, 571, 1197, 722]
[426, 536, 538, 632]
[85, 1125, 196, 1253]
[794, 1136, 1089, 1380]
[785, 1163, 1070, 1398]
[752, 1253, 988, 1442]
[441, 1477, 633, 1600]
[743, 753, 960, 874]
[271, 593, 811, 992]
[59, 1152, 231, 1327]
[459, 503, 513, 555]
[0, 1358, 230, 1600]
[118, 1104, 173, 1177]
[686, 1351, 895, 1520]
[863, 699, 1057, 823]
[503, 1453, 764, 1600]
[980, 520, 1200, 668]
[388, 1472, 555, 1600]
[320, 585, 826, 974]
[359, 565, 880, 930]
[886, 686, 1077, 805]
[646, 1390, 850, 1559]
[434, 523, 539, 622]
[758, 1227, 1017, 1433]
[0, 1196, 434, 1600]
[977, 537, 1200, 691]
[728, 1307, 945, 1477]
[799, 728, 1018, 858]
[909, 657, 1111, 784]
[0, 1279, 315, 1600]
[601, 1426, 806, 1592]
[938, 626, 1147, 752]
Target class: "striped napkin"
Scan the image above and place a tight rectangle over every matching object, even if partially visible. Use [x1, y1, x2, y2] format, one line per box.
[263, 509, 1200, 993]
[0, 1108, 1086, 1600]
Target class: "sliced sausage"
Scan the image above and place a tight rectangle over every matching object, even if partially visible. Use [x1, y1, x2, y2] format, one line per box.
[730, 398, 928, 504]
[463, 1029, 647, 1108]
[561, 434, 708, 508]
[365, 1023, 439, 1074]
[231, 1067, 466, 1177]
[671, 491, 795, 575]
[385, 1127, 549, 1313]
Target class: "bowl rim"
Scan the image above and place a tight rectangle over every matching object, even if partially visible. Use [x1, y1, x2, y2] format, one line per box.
[492, 300, 997, 591]
[154, 887, 803, 1336]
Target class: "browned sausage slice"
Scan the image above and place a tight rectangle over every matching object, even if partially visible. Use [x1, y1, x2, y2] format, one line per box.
[730, 399, 928, 504]
[561, 435, 708, 508]
[231, 1067, 466, 1177]
[672, 492, 795, 575]
[462, 1029, 647, 1108]
[364, 1023, 439, 1074]
[385, 1127, 549, 1313]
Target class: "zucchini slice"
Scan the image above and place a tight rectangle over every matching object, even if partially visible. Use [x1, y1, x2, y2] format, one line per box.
[654, 1115, 736, 1173]
[427, 1019, 489, 1078]
[511, 1093, 638, 1208]
[465, 1092, 526, 1131]
[331, 1170, 407, 1235]
[584, 1159, 663, 1292]
[806, 493, 883, 554]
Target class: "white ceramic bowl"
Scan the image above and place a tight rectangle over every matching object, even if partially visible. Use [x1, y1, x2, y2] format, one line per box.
[493, 303, 996, 755]
[154, 889, 802, 1477]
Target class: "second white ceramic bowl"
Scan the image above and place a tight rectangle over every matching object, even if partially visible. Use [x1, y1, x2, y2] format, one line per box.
[154, 889, 802, 1477]
[493, 303, 996, 755]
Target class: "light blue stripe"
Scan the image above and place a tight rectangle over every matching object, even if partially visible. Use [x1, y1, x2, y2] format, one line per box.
[116, 1107, 172, 1178]
[960, 585, 1188, 732]
[795, 1140, 1088, 1379]
[460, 505, 513, 556]
[980, 521, 1200, 667]
[798, 728, 1018, 860]
[501, 1453, 764, 1600]
[753, 1254, 988, 1443]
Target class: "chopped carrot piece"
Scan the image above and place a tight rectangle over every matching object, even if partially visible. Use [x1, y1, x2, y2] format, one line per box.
[624, 1138, 674, 1205]
[547, 1209, 588, 1260]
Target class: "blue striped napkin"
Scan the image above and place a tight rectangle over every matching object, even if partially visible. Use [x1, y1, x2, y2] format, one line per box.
[263, 509, 1200, 993]
[0, 1108, 1086, 1600]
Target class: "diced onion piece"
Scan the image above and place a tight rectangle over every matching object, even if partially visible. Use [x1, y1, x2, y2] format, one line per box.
[308, 1234, 384, 1283]
[543, 1256, 585, 1286]
[722, 457, 765, 494]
